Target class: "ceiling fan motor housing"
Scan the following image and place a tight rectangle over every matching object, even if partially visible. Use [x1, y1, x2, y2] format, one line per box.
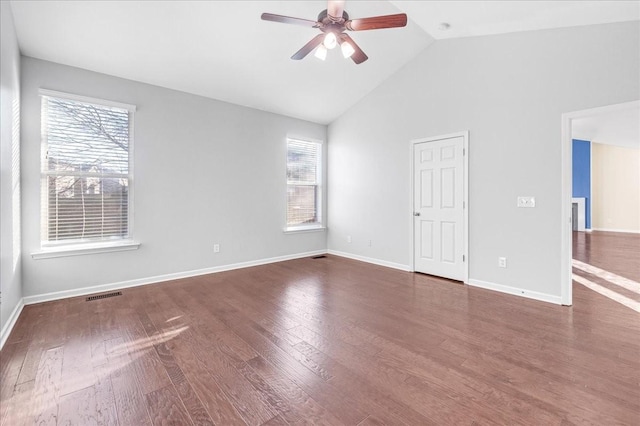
[318, 9, 350, 33]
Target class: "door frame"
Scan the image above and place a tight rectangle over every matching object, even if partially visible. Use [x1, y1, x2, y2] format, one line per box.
[560, 100, 640, 306]
[410, 131, 469, 283]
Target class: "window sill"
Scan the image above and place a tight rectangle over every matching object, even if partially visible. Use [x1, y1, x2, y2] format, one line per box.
[32, 241, 140, 259]
[283, 225, 327, 234]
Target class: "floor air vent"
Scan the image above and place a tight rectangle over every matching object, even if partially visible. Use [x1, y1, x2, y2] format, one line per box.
[86, 291, 122, 301]
[311, 255, 327, 259]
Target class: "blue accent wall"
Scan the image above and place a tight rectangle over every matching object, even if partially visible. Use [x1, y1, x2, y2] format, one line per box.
[572, 139, 591, 229]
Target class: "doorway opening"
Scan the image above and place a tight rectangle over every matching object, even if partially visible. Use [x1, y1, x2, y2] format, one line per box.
[561, 100, 640, 307]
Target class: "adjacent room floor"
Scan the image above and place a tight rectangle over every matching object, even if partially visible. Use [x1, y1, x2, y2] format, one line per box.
[1, 250, 638, 425]
[572, 230, 640, 312]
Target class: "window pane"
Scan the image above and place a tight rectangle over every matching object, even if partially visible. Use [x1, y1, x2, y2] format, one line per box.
[287, 140, 319, 184]
[46, 175, 129, 241]
[45, 97, 129, 174]
[41, 94, 132, 245]
[287, 184, 317, 226]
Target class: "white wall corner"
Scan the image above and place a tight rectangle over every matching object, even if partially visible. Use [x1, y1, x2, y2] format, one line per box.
[327, 250, 411, 272]
[0, 298, 25, 350]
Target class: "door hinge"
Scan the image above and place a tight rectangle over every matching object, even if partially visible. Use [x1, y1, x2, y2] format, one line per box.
[463, 201, 466, 209]
[463, 148, 466, 155]
[463, 255, 466, 262]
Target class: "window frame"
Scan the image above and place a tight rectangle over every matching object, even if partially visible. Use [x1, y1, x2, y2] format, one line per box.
[285, 137, 325, 233]
[33, 89, 138, 259]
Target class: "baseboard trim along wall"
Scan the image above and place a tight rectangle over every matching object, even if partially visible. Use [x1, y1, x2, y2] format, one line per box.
[327, 252, 562, 305]
[21, 250, 327, 307]
[591, 227, 640, 234]
[468, 279, 562, 305]
[0, 298, 25, 350]
[327, 250, 411, 272]
[4, 250, 563, 348]
[4, 250, 325, 348]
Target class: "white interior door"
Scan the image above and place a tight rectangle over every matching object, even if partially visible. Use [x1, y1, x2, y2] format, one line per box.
[413, 136, 465, 281]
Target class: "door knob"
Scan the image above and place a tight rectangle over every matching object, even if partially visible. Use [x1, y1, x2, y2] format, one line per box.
[414, 212, 421, 216]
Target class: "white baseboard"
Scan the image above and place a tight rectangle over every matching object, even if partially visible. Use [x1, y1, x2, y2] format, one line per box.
[591, 227, 640, 234]
[468, 279, 562, 305]
[7, 251, 563, 347]
[327, 250, 411, 272]
[23, 250, 327, 306]
[1, 298, 25, 350]
[326, 253, 561, 307]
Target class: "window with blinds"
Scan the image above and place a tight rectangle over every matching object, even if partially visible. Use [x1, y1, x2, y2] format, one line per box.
[40, 92, 134, 246]
[286, 138, 322, 230]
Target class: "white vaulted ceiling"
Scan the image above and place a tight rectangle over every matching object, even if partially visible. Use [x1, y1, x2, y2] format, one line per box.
[10, 1, 640, 124]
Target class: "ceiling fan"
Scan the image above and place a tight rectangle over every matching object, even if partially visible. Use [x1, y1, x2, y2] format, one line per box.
[261, 0, 407, 64]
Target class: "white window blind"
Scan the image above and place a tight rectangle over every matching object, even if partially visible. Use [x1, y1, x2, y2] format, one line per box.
[287, 139, 322, 229]
[41, 92, 134, 246]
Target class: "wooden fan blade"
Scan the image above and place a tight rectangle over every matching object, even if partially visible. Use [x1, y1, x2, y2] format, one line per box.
[327, 0, 346, 21]
[345, 14, 407, 31]
[292, 34, 325, 60]
[261, 13, 319, 28]
[341, 34, 368, 64]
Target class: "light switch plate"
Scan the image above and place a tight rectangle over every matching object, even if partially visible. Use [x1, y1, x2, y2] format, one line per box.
[517, 196, 535, 208]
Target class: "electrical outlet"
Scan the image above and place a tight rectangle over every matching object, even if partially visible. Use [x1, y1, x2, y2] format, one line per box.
[517, 196, 535, 208]
[347, 235, 352, 243]
[213, 244, 220, 253]
[368, 239, 372, 247]
[498, 257, 507, 268]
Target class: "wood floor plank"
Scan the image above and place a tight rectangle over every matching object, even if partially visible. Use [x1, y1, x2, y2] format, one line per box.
[1, 379, 34, 426]
[89, 310, 109, 367]
[154, 341, 214, 425]
[167, 334, 247, 425]
[92, 362, 119, 426]
[125, 340, 172, 396]
[30, 345, 64, 425]
[176, 327, 278, 426]
[60, 316, 95, 396]
[0, 339, 28, 422]
[57, 385, 99, 426]
[245, 354, 345, 426]
[15, 341, 46, 386]
[110, 363, 151, 426]
[1, 236, 638, 425]
[146, 384, 193, 426]
[357, 415, 386, 426]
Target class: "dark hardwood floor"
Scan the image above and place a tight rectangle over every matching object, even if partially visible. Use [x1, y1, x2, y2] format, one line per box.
[573, 230, 640, 308]
[573, 230, 640, 281]
[2, 253, 639, 425]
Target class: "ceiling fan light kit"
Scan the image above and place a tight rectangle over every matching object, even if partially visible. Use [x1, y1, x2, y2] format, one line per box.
[314, 45, 328, 60]
[323, 31, 338, 49]
[261, 0, 407, 65]
[341, 39, 355, 58]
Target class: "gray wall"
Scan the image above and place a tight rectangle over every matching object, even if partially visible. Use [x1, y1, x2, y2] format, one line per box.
[21, 57, 327, 298]
[327, 22, 640, 299]
[1, 1, 22, 333]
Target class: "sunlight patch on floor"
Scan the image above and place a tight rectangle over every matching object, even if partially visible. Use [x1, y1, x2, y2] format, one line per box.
[572, 273, 640, 313]
[112, 325, 189, 355]
[573, 259, 640, 295]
